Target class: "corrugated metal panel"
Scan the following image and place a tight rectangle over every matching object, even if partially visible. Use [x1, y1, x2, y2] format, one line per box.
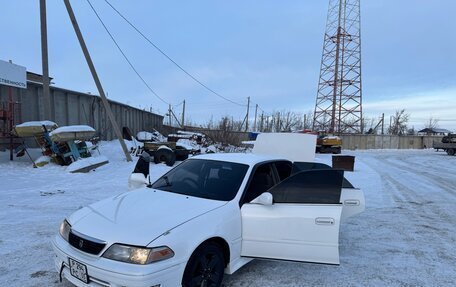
[0, 82, 163, 140]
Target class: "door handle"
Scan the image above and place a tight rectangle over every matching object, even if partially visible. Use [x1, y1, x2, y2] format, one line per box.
[344, 200, 360, 206]
[315, 217, 335, 225]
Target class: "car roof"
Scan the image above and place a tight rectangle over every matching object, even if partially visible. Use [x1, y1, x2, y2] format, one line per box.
[189, 153, 288, 166]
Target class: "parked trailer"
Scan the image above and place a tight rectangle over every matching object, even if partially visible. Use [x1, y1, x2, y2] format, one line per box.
[143, 141, 192, 166]
[433, 141, 456, 156]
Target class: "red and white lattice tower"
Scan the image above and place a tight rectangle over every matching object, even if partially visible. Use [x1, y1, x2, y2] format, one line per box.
[313, 0, 363, 134]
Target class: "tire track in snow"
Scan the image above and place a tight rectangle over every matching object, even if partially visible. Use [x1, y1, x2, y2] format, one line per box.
[366, 154, 453, 222]
[382, 156, 456, 199]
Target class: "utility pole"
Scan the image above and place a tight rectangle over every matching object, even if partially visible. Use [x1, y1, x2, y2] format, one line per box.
[168, 104, 172, 126]
[64, 0, 132, 162]
[303, 113, 307, 130]
[260, 112, 264, 132]
[181, 100, 186, 129]
[277, 112, 281, 132]
[389, 115, 393, 134]
[253, 104, 258, 132]
[381, 113, 385, 135]
[40, 0, 52, 120]
[245, 97, 250, 132]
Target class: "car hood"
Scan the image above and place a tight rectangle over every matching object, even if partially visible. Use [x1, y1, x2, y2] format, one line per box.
[68, 188, 226, 246]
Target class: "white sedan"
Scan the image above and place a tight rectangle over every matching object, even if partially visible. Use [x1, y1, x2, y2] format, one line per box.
[52, 153, 365, 287]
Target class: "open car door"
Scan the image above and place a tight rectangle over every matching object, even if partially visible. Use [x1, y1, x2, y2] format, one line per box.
[339, 187, 365, 221]
[292, 162, 365, 221]
[241, 170, 344, 265]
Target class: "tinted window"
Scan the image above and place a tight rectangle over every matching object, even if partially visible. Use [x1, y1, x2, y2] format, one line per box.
[269, 170, 343, 204]
[274, 161, 292, 181]
[242, 164, 276, 204]
[151, 159, 249, 201]
[292, 162, 354, 188]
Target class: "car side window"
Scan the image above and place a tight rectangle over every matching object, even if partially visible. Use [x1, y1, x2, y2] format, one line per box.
[242, 163, 276, 205]
[269, 170, 344, 204]
[274, 161, 292, 182]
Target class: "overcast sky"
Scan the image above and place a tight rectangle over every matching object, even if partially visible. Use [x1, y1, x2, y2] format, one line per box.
[1, 0, 455, 130]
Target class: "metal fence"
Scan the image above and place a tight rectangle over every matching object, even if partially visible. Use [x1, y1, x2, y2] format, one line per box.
[0, 81, 164, 140]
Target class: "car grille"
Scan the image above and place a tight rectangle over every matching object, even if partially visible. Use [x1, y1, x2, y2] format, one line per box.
[68, 231, 106, 255]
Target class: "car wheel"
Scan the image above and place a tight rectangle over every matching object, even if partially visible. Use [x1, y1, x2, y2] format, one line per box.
[182, 242, 225, 287]
[153, 149, 176, 166]
[447, 148, 455, 156]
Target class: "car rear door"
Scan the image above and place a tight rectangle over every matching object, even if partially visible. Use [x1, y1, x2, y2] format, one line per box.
[292, 162, 365, 221]
[240, 170, 344, 265]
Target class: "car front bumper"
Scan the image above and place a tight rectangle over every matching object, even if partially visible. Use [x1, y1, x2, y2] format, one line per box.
[52, 235, 185, 287]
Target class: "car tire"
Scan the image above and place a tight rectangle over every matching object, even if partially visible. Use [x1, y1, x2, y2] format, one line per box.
[447, 148, 455, 156]
[153, 149, 176, 166]
[182, 242, 225, 287]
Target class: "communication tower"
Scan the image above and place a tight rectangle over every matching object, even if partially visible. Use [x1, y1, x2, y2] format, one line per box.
[313, 0, 363, 134]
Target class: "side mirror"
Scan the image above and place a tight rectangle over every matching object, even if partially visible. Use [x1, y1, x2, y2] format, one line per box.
[251, 192, 273, 205]
[133, 151, 150, 177]
[129, 152, 151, 190]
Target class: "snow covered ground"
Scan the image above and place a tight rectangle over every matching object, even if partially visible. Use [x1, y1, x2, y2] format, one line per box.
[0, 142, 455, 286]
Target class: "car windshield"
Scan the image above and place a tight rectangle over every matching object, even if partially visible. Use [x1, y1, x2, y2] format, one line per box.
[151, 159, 249, 201]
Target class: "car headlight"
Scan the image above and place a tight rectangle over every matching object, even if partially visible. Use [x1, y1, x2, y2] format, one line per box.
[59, 219, 71, 242]
[102, 244, 174, 264]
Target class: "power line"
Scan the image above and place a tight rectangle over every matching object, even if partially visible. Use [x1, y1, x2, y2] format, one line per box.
[86, 0, 169, 106]
[173, 101, 184, 108]
[102, 0, 246, 107]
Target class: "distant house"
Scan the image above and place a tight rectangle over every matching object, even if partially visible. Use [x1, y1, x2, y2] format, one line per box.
[417, 128, 451, 135]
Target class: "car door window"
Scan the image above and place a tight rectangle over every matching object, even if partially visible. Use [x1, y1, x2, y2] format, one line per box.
[242, 164, 276, 204]
[269, 169, 344, 204]
[274, 161, 292, 182]
[292, 162, 354, 188]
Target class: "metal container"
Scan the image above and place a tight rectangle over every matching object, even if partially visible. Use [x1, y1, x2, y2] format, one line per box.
[332, 155, 355, 171]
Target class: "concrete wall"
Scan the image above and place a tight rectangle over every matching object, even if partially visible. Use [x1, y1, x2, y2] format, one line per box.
[340, 134, 443, 150]
[0, 82, 164, 140]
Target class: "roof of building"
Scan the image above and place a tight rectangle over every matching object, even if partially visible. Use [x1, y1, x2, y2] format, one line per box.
[418, 128, 451, 133]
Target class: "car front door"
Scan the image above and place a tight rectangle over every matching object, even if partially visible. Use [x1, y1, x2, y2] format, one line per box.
[240, 169, 344, 265]
[340, 187, 365, 221]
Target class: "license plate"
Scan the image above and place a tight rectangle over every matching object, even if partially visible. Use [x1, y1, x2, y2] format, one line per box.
[69, 258, 89, 284]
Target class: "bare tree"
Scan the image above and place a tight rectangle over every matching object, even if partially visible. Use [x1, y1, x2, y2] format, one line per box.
[424, 117, 439, 130]
[407, 126, 416, 135]
[362, 117, 376, 134]
[303, 111, 314, 130]
[388, 109, 410, 135]
[265, 110, 307, 132]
